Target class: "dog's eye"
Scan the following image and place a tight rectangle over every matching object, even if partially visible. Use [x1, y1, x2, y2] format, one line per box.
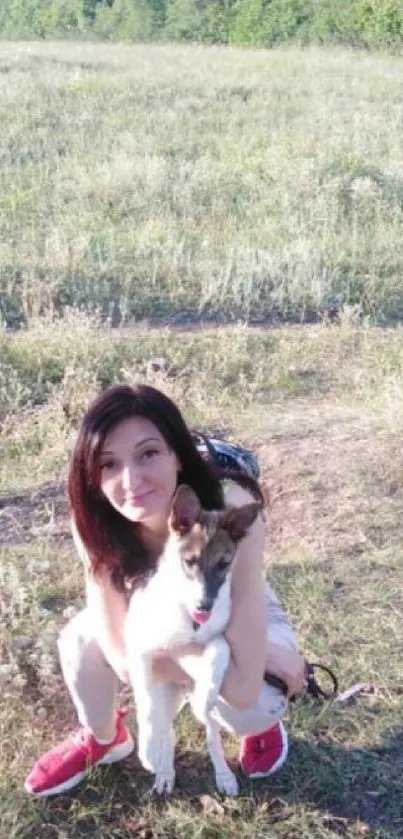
[217, 558, 231, 572]
[184, 557, 198, 569]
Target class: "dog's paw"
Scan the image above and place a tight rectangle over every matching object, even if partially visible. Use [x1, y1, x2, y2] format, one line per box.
[153, 769, 175, 796]
[215, 767, 239, 797]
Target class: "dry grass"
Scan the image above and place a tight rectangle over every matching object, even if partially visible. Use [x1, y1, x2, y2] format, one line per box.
[1, 314, 403, 838]
[1, 40, 403, 839]
[1, 42, 403, 325]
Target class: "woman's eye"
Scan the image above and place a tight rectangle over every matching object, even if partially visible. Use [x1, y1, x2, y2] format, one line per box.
[141, 448, 159, 461]
[100, 460, 116, 471]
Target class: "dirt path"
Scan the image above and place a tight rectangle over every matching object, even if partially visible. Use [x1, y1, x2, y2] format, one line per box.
[0, 482, 70, 546]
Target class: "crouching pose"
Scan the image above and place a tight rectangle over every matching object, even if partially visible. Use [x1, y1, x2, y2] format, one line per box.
[25, 384, 305, 797]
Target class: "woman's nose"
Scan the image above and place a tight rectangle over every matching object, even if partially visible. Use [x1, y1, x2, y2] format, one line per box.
[121, 463, 140, 491]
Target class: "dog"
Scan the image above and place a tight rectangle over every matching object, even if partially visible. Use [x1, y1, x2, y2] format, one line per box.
[125, 484, 260, 796]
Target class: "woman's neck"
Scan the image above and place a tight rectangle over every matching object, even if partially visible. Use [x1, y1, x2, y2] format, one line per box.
[136, 518, 168, 561]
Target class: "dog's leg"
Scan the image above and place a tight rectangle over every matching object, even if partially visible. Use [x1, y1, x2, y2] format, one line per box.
[129, 651, 177, 794]
[190, 636, 230, 724]
[141, 682, 182, 796]
[205, 718, 238, 797]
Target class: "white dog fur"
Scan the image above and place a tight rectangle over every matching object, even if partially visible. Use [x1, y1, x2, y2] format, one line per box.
[125, 485, 259, 796]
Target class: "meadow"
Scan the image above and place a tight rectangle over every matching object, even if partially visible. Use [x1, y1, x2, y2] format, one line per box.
[0, 42, 403, 839]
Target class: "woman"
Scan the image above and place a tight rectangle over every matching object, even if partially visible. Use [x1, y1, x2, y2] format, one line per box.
[25, 384, 305, 797]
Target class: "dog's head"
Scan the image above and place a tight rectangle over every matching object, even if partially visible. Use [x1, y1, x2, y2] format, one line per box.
[166, 484, 261, 625]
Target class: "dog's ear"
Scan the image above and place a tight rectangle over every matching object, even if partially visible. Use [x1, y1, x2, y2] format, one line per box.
[220, 502, 261, 542]
[170, 485, 202, 535]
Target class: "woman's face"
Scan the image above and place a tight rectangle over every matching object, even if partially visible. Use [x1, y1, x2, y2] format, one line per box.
[98, 416, 180, 529]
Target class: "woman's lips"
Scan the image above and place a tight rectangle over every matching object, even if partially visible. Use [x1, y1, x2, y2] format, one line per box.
[125, 492, 151, 505]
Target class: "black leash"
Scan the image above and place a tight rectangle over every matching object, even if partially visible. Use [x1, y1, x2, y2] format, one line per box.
[264, 660, 339, 702]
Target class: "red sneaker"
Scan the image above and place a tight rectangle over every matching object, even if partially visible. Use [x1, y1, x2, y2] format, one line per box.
[239, 721, 288, 779]
[25, 709, 134, 797]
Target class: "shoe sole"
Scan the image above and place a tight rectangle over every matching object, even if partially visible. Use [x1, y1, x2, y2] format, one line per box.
[239, 722, 288, 779]
[25, 735, 135, 798]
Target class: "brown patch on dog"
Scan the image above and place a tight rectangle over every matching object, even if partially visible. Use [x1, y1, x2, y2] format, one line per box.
[179, 515, 236, 581]
[168, 488, 260, 586]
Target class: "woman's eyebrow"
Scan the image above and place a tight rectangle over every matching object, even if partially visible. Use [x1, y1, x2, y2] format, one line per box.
[100, 436, 162, 457]
[134, 436, 162, 448]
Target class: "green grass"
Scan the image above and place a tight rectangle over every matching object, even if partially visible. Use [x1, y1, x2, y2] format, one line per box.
[1, 40, 403, 839]
[1, 42, 403, 325]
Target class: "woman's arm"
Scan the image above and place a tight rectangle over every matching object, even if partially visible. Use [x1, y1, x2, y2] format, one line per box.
[218, 484, 305, 705]
[71, 519, 130, 683]
[220, 483, 268, 709]
[85, 571, 130, 683]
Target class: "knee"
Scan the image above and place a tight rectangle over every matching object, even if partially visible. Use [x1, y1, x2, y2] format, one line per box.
[212, 685, 288, 737]
[221, 676, 264, 712]
[58, 610, 92, 671]
[226, 692, 259, 713]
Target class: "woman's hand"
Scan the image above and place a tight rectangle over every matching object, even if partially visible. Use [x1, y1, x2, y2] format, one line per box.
[265, 643, 306, 698]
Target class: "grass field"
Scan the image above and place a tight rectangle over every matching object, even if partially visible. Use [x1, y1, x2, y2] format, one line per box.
[0, 41, 403, 839]
[1, 41, 403, 325]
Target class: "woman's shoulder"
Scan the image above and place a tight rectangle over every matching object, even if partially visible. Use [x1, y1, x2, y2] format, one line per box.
[222, 478, 258, 507]
[221, 478, 267, 527]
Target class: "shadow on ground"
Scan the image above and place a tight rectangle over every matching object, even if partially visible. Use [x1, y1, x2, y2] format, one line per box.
[7, 723, 402, 839]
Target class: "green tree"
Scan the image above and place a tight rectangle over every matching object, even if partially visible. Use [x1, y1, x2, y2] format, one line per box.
[229, 0, 267, 45]
[93, 0, 157, 39]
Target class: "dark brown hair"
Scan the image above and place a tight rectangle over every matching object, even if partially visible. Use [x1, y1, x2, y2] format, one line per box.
[68, 383, 263, 589]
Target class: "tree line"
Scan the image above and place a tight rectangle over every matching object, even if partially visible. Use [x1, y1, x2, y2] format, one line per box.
[0, 0, 402, 49]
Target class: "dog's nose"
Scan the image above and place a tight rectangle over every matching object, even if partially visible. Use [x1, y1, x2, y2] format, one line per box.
[196, 599, 213, 613]
[192, 599, 213, 625]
